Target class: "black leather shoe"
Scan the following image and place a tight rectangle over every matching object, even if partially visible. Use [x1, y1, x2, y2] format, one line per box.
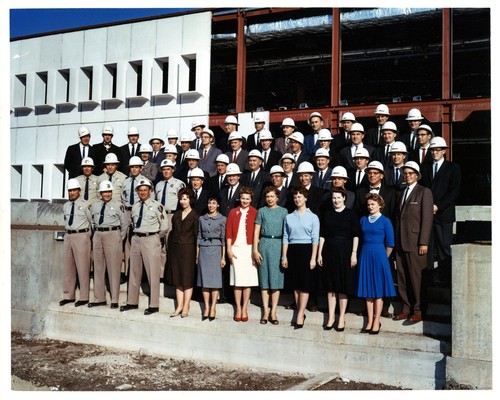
[110, 303, 119, 309]
[120, 304, 139, 312]
[324, 324, 334, 331]
[88, 301, 107, 308]
[59, 299, 75, 306]
[144, 307, 159, 315]
[75, 300, 89, 307]
[120, 273, 127, 285]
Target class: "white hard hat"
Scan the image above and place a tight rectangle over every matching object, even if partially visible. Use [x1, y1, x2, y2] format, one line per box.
[280, 153, 295, 164]
[160, 159, 176, 169]
[225, 163, 242, 175]
[188, 168, 205, 179]
[288, 131, 304, 145]
[128, 156, 143, 167]
[317, 129, 332, 141]
[417, 124, 434, 136]
[67, 178, 81, 190]
[98, 180, 113, 192]
[215, 154, 230, 164]
[80, 157, 95, 167]
[102, 125, 114, 135]
[280, 118, 296, 128]
[331, 166, 349, 179]
[149, 134, 165, 145]
[350, 123, 365, 133]
[314, 148, 331, 159]
[185, 149, 200, 160]
[402, 161, 421, 180]
[227, 132, 243, 142]
[128, 126, 140, 136]
[308, 112, 323, 125]
[406, 108, 424, 121]
[103, 153, 120, 164]
[297, 161, 316, 174]
[167, 128, 179, 138]
[201, 128, 215, 138]
[429, 136, 449, 149]
[138, 144, 153, 153]
[389, 141, 408, 153]
[340, 112, 356, 122]
[366, 160, 385, 174]
[254, 114, 266, 123]
[352, 148, 371, 159]
[224, 115, 239, 125]
[191, 121, 206, 131]
[258, 130, 273, 141]
[179, 133, 193, 142]
[135, 178, 152, 189]
[78, 126, 91, 138]
[381, 121, 398, 133]
[247, 149, 263, 160]
[270, 165, 286, 176]
[374, 104, 390, 115]
[163, 144, 178, 154]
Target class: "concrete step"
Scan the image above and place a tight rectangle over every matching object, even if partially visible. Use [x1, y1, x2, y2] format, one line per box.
[45, 286, 451, 390]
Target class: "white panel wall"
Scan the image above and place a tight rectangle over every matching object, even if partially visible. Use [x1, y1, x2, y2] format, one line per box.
[61, 31, 85, 68]
[39, 34, 62, 70]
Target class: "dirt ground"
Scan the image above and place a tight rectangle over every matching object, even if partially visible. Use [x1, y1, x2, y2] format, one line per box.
[11, 332, 401, 391]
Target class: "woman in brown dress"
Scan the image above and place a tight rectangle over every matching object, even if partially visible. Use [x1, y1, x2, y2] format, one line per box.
[168, 187, 199, 318]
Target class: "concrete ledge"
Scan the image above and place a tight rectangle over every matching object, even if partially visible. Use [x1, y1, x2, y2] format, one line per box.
[446, 357, 492, 389]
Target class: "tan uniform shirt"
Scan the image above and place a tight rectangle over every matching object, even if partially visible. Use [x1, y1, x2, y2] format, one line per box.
[98, 170, 128, 202]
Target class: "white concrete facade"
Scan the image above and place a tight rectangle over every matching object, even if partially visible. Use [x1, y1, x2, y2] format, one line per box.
[10, 11, 212, 200]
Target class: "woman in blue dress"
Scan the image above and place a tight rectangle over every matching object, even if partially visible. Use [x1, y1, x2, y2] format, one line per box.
[357, 193, 395, 335]
[253, 186, 288, 325]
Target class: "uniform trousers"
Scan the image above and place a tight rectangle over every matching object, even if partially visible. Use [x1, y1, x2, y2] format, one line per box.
[93, 230, 122, 303]
[128, 234, 161, 308]
[395, 250, 428, 313]
[123, 210, 133, 275]
[63, 231, 91, 301]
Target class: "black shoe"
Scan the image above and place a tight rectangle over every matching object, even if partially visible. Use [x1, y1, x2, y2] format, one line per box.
[369, 323, 381, 335]
[202, 316, 209, 321]
[120, 273, 127, 284]
[88, 301, 107, 308]
[144, 307, 159, 315]
[75, 300, 89, 307]
[59, 299, 75, 306]
[110, 303, 119, 309]
[294, 315, 306, 330]
[120, 304, 139, 312]
[324, 324, 334, 331]
[334, 324, 345, 332]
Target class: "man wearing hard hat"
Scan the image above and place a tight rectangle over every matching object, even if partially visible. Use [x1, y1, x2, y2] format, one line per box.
[92, 125, 121, 174]
[75, 157, 99, 207]
[365, 104, 390, 147]
[401, 108, 424, 151]
[97, 153, 128, 202]
[119, 126, 142, 174]
[64, 126, 95, 179]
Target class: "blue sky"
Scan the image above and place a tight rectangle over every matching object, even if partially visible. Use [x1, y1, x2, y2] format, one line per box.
[10, 8, 195, 38]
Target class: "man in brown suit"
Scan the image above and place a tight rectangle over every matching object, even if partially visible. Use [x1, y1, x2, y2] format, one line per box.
[393, 161, 433, 324]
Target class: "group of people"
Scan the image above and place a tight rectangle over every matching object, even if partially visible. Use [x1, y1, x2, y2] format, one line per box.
[60, 104, 461, 334]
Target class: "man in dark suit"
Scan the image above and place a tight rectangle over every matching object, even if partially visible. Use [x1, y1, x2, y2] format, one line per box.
[119, 126, 141, 174]
[149, 134, 165, 167]
[188, 167, 210, 216]
[191, 121, 205, 152]
[92, 125, 121, 175]
[219, 163, 243, 217]
[312, 148, 333, 190]
[420, 137, 461, 287]
[384, 141, 408, 192]
[408, 124, 434, 166]
[364, 104, 390, 147]
[240, 150, 272, 208]
[246, 114, 266, 152]
[225, 132, 249, 173]
[333, 112, 356, 155]
[64, 126, 94, 179]
[303, 112, 324, 156]
[339, 123, 374, 171]
[207, 154, 230, 195]
[198, 128, 222, 177]
[269, 165, 289, 207]
[346, 148, 370, 192]
[288, 131, 309, 170]
[372, 121, 399, 168]
[179, 149, 209, 185]
[393, 161, 434, 324]
[258, 130, 282, 172]
[399, 108, 425, 152]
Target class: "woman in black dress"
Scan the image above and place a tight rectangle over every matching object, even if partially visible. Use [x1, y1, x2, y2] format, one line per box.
[317, 187, 360, 331]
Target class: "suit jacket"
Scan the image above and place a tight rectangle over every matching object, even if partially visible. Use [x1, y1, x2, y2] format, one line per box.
[354, 182, 397, 224]
[191, 138, 203, 152]
[332, 131, 351, 154]
[220, 184, 242, 217]
[261, 149, 282, 172]
[274, 137, 292, 155]
[303, 133, 321, 156]
[395, 184, 434, 252]
[199, 146, 222, 177]
[286, 184, 327, 215]
[225, 149, 249, 173]
[291, 151, 309, 171]
[372, 144, 395, 168]
[119, 143, 142, 174]
[64, 143, 95, 179]
[420, 160, 461, 224]
[364, 126, 387, 148]
[192, 187, 210, 216]
[207, 174, 229, 196]
[240, 169, 272, 208]
[141, 161, 158, 183]
[312, 167, 332, 190]
[384, 165, 406, 192]
[339, 143, 374, 171]
[151, 149, 165, 167]
[408, 147, 433, 166]
[399, 131, 418, 152]
[346, 168, 369, 192]
[92, 142, 121, 175]
[246, 131, 264, 152]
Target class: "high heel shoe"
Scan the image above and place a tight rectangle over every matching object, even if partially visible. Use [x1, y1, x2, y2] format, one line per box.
[294, 315, 306, 330]
[334, 322, 345, 332]
[170, 311, 181, 318]
[324, 321, 334, 331]
[202, 316, 208, 321]
[369, 323, 381, 335]
[209, 312, 216, 321]
[360, 325, 372, 333]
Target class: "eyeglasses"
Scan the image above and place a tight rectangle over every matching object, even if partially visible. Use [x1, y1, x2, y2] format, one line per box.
[281, 161, 294, 165]
[403, 172, 417, 176]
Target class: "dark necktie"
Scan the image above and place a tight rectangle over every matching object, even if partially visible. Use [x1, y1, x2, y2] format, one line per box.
[130, 144, 135, 157]
[233, 152, 237, 162]
[68, 202, 75, 226]
[228, 187, 233, 201]
[161, 182, 167, 206]
[284, 176, 289, 188]
[84, 178, 89, 200]
[263, 151, 267, 168]
[385, 145, 390, 162]
[319, 170, 323, 184]
[395, 167, 400, 182]
[421, 147, 426, 164]
[196, 139, 200, 150]
[357, 170, 361, 186]
[434, 162, 438, 178]
[203, 149, 207, 160]
[250, 172, 255, 184]
[130, 177, 135, 205]
[402, 187, 409, 208]
[411, 134, 416, 150]
[195, 189, 199, 199]
[108, 173, 113, 182]
[219, 175, 224, 189]
[98, 202, 106, 225]
[82, 146, 87, 159]
[136, 202, 144, 228]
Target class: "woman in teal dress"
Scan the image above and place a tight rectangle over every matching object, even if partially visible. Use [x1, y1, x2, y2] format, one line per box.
[253, 186, 288, 325]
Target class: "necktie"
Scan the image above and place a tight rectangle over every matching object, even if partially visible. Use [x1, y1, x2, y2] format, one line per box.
[402, 187, 409, 208]
[153, 151, 157, 160]
[130, 177, 135, 205]
[285, 138, 289, 149]
[228, 187, 233, 201]
[233, 152, 237, 162]
[421, 147, 426, 164]
[357, 170, 361, 186]
[284, 176, 289, 188]
[68, 202, 75, 226]
[371, 186, 380, 193]
[98, 202, 106, 225]
[161, 181, 167, 206]
[250, 172, 255, 184]
[195, 189, 199, 199]
[84, 178, 89, 200]
[263, 151, 267, 168]
[82, 146, 86, 159]
[319, 171, 323, 184]
[385, 145, 390, 162]
[203, 149, 207, 160]
[131, 144, 135, 157]
[256, 133, 259, 146]
[220, 175, 224, 189]
[411, 134, 416, 150]
[196, 139, 200, 150]
[293, 154, 297, 161]
[378, 127, 383, 145]
[434, 162, 438, 178]
[108, 173, 113, 182]
[395, 167, 399, 182]
[135, 202, 144, 228]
